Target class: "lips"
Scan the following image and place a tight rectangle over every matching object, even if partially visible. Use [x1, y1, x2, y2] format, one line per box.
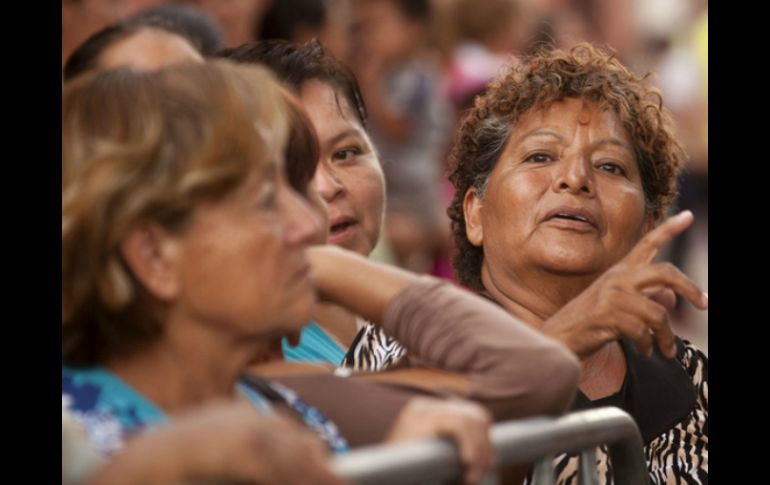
[328, 214, 358, 245]
[543, 206, 599, 229]
[329, 215, 357, 234]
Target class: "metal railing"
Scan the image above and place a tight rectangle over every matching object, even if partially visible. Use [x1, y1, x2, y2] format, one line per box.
[332, 407, 649, 485]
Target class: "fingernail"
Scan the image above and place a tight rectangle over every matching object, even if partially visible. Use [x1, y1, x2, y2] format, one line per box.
[701, 292, 708, 308]
[677, 210, 693, 220]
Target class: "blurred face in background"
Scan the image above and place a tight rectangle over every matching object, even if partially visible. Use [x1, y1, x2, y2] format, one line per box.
[99, 29, 204, 71]
[319, 0, 354, 64]
[62, 0, 166, 67]
[195, 0, 270, 46]
[353, 0, 424, 63]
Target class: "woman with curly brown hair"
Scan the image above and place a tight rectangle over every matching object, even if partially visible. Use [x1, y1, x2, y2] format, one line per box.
[448, 43, 708, 483]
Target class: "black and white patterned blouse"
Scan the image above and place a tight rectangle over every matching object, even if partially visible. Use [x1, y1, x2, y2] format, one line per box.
[538, 337, 708, 484]
[341, 322, 407, 371]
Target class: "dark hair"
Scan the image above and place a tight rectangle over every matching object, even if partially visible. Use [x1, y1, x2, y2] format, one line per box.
[391, 0, 431, 22]
[128, 4, 224, 55]
[448, 43, 686, 290]
[282, 89, 321, 195]
[255, 0, 326, 42]
[63, 23, 145, 81]
[222, 39, 367, 127]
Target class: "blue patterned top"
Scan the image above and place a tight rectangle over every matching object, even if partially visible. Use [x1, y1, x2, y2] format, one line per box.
[282, 321, 346, 365]
[62, 365, 349, 455]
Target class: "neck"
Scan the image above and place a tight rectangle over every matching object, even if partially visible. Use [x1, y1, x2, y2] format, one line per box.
[480, 263, 598, 326]
[105, 311, 261, 414]
[313, 302, 360, 348]
[480, 263, 627, 398]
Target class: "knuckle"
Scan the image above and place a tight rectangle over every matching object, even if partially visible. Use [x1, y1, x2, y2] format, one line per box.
[660, 262, 678, 277]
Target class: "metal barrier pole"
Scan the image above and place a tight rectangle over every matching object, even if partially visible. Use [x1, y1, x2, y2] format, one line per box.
[578, 449, 598, 485]
[332, 407, 649, 485]
[532, 454, 556, 485]
[489, 408, 648, 484]
[332, 437, 462, 485]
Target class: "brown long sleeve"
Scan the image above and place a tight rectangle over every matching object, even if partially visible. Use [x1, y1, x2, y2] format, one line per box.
[379, 276, 580, 419]
[274, 277, 579, 447]
[273, 374, 426, 448]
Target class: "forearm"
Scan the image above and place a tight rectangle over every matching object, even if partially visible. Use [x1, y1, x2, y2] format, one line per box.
[308, 245, 419, 323]
[309, 246, 580, 418]
[381, 277, 581, 418]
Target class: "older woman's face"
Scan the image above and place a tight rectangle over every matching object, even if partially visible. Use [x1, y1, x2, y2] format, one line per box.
[465, 98, 652, 279]
[168, 158, 323, 342]
[299, 80, 386, 256]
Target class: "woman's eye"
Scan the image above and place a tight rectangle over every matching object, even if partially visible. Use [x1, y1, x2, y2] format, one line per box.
[597, 162, 627, 176]
[332, 147, 361, 162]
[524, 152, 554, 163]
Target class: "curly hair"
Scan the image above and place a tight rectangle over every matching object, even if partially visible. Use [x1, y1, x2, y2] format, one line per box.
[447, 43, 687, 290]
[62, 61, 290, 365]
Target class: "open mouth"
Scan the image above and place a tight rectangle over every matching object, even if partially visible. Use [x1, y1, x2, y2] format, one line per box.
[330, 220, 355, 234]
[552, 213, 591, 223]
[544, 208, 598, 229]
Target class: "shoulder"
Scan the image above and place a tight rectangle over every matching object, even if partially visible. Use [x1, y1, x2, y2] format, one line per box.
[62, 365, 167, 454]
[62, 367, 128, 455]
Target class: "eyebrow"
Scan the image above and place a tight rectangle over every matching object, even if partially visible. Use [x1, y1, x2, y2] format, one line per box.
[518, 130, 632, 153]
[592, 138, 633, 152]
[517, 129, 564, 142]
[324, 128, 364, 150]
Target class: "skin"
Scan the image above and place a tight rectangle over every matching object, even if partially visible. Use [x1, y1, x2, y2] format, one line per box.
[466, 98, 652, 311]
[110, 156, 324, 412]
[463, 97, 707, 398]
[295, 79, 386, 346]
[99, 29, 204, 71]
[299, 80, 385, 257]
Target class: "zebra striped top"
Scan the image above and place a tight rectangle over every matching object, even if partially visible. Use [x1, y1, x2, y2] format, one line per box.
[535, 337, 708, 484]
[341, 322, 407, 371]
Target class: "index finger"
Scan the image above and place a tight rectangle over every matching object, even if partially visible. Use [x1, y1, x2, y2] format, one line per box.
[623, 211, 694, 266]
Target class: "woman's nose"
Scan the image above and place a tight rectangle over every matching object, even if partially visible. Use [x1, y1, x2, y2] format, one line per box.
[313, 162, 345, 202]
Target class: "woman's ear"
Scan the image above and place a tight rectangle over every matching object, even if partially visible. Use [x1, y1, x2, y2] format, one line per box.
[463, 187, 485, 247]
[119, 224, 181, 302]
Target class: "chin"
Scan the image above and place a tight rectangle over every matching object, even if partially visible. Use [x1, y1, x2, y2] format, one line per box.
[279, 291, 317, 331]
[537, 250, 606, 276]
[341, 237, 370, 256]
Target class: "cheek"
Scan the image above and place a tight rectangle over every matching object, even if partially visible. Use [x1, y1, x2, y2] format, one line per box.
[350, 165, 386, 223]
[307, 189, 330, 243]
[603, 187, 648, 244]
[485, 173, 543, 234]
